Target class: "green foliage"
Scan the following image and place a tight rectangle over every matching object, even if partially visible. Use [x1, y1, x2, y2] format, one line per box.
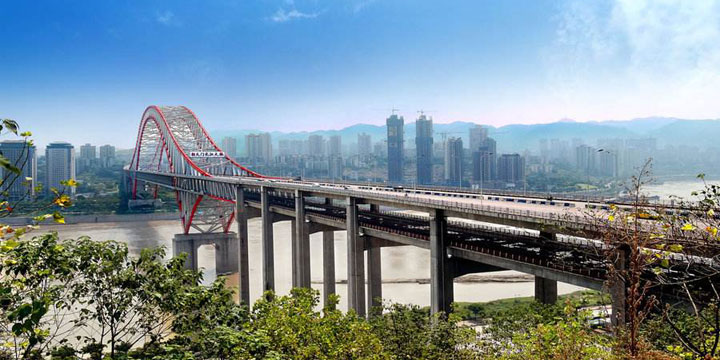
[488, 304, 617, 360]
[248, 288, 387, 359]
[370, 303, 479, 359]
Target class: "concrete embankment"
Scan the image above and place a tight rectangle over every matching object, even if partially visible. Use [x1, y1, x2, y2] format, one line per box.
[2, 212, 178, 225]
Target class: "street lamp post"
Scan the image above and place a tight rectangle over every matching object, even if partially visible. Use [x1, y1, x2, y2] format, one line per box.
[480, 152, 494, 206]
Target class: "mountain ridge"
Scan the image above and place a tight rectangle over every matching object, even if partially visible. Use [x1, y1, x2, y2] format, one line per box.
[212, 117, 720, 153]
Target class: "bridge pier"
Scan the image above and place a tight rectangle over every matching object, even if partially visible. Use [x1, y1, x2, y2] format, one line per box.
[346, 196, 366, 317]
[322, 230, 336, 306]
[611, 246, 629, 327]
[367, 238, 382, 315]
[173, 232, 239, 275]
[261, 187, 275, 293]
[294, 190, 311, 288]
[534, 276, 558, 304]
[535, 231, 558, 304]
[430, 209, 454, 315]
[236, 186, 250, 305]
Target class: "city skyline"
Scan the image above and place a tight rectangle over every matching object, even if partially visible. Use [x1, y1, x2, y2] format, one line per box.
[2, 1, 720, 149]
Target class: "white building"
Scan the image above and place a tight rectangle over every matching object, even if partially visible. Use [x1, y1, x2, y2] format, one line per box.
[45, 142, 75, 195]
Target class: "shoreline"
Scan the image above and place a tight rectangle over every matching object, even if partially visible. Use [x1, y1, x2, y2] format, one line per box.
[2, 212, 179, 226]
[313, 273, 535, 285]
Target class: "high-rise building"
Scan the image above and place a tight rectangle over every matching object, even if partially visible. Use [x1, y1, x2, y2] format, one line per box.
[245, 133, 272, 164]
[78, 143, 96, 173]
[221, 136, 237, 159]
[444, 137, 463, 186]
[497, 154, 525, 185]
[357, 133, 371, 157]
[307, 135, 325, 157]
[598, 150, 618, 178]
[46, 142, 75, 196]
[328, 156, 343, 179]
[0, 140, 36, 199]
[328, 135, 342, 157]
[472, 149, 494, 186]
[468, 125, 488, 153]
[278, 139, 305, 156]
[386, 114, 404, 183]
[472, 137, 496, 183]
[575, 145, 597, 175]
[99, 145, 116, 168]
[415, 114, 433, 185]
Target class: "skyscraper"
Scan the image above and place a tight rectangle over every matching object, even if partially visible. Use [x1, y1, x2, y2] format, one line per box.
[598, 150, 618, 178]
[386, 114, 404, 183]
[415, 114, 433, 185]
[357, 133, 371, 157]
[328, 156, 343, 179]
[468, 125, 488, 153]
[46, 142, 75, 195]
[328, 135, 342, 157]
[99, 145, 115, 168]
[575, 145, 597, 175]
[221, 136, 237, 159]
[245, 133, 272, 164]
[471, 136, 497, 184]
[307, 135, 325, 157]
[444, 137, 463, 186]
[78, 143, 96, 173]
[497, 154, 525, 185]
[0, 140, 36, 199]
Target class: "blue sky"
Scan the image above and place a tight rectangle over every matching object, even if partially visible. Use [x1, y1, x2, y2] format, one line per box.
[1, 0, 719, 149]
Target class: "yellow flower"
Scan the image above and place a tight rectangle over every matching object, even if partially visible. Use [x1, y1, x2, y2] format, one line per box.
[706, 226, 718, 236]
[681, 223, 695, 231]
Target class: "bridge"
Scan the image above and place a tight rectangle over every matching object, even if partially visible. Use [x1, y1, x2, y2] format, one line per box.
[125, 105, 705, 324]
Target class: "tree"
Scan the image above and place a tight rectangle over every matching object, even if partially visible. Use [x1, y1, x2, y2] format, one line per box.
[369, 303, 479, 360]
[70, 239, 199, 357]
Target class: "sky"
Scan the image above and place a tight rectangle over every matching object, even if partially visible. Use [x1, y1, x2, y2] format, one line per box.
[1, 0, 720, 149]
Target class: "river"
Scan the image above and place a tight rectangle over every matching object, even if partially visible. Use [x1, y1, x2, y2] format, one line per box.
[41, 219, 583, 310]
[643, 178, 719, 201]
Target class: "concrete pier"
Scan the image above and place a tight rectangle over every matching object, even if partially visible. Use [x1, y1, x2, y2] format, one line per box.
[294, 191, 311, 288]
[535, 231, 559, 304]
[611, 247, 629, 327]
[534, 276, 558, 304]
[367, 239, 382, 314]
[261, 186, 275, 292]
[346, 196, 366, 317]
[430, 209, 453, 315]
[172, 232, 238, 275]
[235, 186, 250, 305]
[322, 230, 336, 306]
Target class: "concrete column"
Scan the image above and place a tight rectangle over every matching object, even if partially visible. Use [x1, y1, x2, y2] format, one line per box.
[215, 233, 239, 275]
[322, 230, 336, 306]
[611, 246, 629, 327]
[261, 186, 275, 292]
[294, 190, 311, 288]
[173, 234, 198, 271]
[346, 196, 366, 317]
[291, 219, 298, 288]
[534, 276, 558, 304]
[430, 209, 453, 315]
[367, 239, 382, 314]
[235, 186, 250, 305]
[535, 231, 558, 304]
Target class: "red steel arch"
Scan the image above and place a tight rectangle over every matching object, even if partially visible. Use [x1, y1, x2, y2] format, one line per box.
[129, 105, 269, 234]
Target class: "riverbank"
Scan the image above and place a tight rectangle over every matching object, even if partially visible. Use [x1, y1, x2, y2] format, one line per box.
[2, 212, 179, 225]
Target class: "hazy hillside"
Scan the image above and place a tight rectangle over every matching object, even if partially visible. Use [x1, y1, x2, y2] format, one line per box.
[212, 117, 720, 154]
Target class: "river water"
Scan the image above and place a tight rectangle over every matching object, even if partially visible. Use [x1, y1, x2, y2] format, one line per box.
[643, 178, 719, 201]
[42, 219, 583, 310]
